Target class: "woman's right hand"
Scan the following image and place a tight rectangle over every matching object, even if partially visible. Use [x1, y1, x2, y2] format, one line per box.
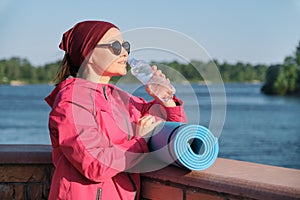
[136, 115, 162, 142]
[145, 65, 176, 107]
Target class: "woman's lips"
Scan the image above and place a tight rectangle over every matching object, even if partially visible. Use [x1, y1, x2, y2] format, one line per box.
[118, 60, 127, 65]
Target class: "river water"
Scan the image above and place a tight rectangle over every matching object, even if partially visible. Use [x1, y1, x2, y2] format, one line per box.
[0, 83, 299, 169]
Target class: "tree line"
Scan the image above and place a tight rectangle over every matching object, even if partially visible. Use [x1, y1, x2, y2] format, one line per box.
[0, 57, 268, 84]
[261, 41, 300, 95]
[0, 40, 299, 96]
[0, 58, 59, 84]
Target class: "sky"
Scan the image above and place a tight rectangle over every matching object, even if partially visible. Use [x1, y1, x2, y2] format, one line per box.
[0, 0, 300, 66]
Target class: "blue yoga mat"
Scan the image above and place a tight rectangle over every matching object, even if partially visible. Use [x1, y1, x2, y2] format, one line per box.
[148, 122, 219, 171]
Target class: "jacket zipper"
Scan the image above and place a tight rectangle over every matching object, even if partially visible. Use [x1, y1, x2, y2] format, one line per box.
[121, 112, 131, 141]
[96, 188, 102, 200]
[102, 86, 108, 100]
[103, 85, 131, 140]
[101, 86, 136, 199]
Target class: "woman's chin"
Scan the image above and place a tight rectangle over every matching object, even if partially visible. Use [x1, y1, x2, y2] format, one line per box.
[119, 69, 127, 76]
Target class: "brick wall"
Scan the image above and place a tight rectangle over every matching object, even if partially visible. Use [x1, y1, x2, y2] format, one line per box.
[0, 164, 53, 199]
[0, 145, 53, 199]
[1, 145, 300, 200]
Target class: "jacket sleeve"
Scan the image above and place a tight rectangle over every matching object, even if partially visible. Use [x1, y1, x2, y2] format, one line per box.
[140, 95, 187, 123]
[49, 100, 148, 182]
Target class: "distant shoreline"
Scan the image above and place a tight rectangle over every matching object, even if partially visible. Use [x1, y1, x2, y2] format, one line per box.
[0, 80, 264, 86]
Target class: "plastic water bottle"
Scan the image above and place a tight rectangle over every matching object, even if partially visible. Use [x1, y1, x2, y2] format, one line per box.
[129, 58, 176, 102]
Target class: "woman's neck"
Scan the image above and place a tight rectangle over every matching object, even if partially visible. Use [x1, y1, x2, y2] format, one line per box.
[77, 64, 111, 84]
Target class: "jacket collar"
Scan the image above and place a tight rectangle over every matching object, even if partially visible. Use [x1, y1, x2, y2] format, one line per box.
[45, 77, 114, 108]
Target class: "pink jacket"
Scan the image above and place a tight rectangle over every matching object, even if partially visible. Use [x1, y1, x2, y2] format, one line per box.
[45, 78, 187, 200]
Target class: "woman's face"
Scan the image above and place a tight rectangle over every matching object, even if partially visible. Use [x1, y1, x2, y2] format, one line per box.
[88, 28, 128, 77]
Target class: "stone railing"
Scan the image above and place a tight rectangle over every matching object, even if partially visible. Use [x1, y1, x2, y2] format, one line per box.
[0, 145, 299, 200]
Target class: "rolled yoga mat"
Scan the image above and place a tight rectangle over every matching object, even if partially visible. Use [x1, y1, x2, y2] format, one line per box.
[148, 122, 219, 171]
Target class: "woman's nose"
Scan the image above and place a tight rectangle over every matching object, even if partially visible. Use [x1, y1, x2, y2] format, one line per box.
[120, 47, 128, 57]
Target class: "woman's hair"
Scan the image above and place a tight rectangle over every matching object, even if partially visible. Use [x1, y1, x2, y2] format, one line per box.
[54, 53, 79, 84]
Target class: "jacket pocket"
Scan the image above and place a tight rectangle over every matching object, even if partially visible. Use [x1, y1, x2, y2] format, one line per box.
[96, 188, 102, 200]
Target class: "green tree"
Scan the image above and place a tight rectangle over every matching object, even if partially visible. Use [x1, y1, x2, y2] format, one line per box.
[43, 61, 60, 83]
[218, 62, 231, 82]
[261, 65, 281, 95]
[244, 63, 255, 81]
[20, 59, 36, 83]
[5, 57, 22, 81]
[295, 41, 300, 66]
[261, 40, 300, 96]
[253, 64, 267, 82]
[282, 64, 299, 94]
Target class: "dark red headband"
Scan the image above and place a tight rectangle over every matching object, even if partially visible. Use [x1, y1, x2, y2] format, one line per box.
[59, 20, 118, 67]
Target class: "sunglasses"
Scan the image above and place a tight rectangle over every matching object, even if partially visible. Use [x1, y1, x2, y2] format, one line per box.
[96, 41, 130, 55]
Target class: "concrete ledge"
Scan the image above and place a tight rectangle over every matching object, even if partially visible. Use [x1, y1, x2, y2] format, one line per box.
[0, 144, 299, 200]
[141, 159, 300, 200]
[0, 145, 52, 164]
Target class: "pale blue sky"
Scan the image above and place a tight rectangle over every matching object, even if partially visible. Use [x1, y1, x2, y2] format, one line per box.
[0, 0, 300, 66]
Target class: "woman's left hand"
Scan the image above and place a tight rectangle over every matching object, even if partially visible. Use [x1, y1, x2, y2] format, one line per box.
[136, 115, 162, 142]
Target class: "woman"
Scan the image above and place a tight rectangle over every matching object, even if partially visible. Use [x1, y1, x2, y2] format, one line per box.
[45, 20, 187, 200]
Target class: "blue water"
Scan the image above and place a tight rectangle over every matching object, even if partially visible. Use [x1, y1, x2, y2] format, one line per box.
[0, 83, 299, 170]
